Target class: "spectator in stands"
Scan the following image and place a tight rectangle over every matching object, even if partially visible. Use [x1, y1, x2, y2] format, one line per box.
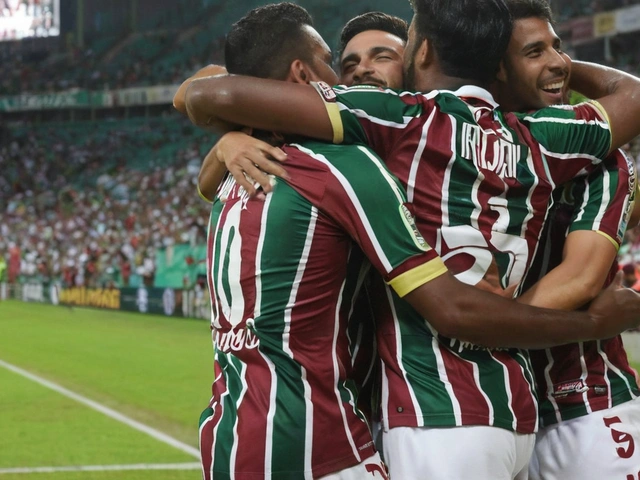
[622, 263, 640, 290]
[0, 115, 211, 289]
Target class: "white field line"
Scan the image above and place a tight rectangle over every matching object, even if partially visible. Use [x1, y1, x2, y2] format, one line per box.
[0, 463, 201, 474]
[0, 358, 200, 459]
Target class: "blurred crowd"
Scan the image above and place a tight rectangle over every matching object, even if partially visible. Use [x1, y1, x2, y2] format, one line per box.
[0, 118, 212, 288]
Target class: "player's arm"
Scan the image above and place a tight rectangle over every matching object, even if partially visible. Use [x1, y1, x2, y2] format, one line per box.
[198, 144, 227, 203]
[319, 144, 640, 350]
[517, 230, 617, 310]
[519, 153, 633, 309]
[569, 61, 640, 154]
[185, 75, 334, 140]
[173, 64, 229, 115]
[404, 270, 640, 350]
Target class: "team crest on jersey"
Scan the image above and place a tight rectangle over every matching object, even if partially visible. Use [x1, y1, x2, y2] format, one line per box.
[314, 81, 337, 102]
[400, 204, 429, 251]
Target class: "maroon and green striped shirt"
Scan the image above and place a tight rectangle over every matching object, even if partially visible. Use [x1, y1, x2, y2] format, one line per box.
[313, 82, 612, 434]
[523, 148, 639, 427]
[201, 139, 446, 479]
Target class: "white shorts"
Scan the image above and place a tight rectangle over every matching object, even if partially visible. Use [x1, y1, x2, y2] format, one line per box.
[529, 396, 640, 480]
[383, 425, 534, 480]
[318, 452, 388, 480]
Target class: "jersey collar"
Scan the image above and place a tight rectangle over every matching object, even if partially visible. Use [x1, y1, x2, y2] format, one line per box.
[452, 85, 499, 109]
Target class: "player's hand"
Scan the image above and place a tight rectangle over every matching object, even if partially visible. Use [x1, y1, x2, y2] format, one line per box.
[217, 131, 289, 196]
[174, 64, 228, 115]
[588, 272, 640, 338]
[474, 258, 517, 298]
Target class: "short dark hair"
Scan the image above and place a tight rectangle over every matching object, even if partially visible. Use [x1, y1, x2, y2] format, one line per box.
[409, 0, 513, 84]
[338, 12, 408, 59]
[224, 2, 315, 80]
[506, 0, 553, 23]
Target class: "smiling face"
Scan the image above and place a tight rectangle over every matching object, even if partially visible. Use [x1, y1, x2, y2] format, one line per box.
[496, 17, 570, 111]
[339, 29, 405, 89]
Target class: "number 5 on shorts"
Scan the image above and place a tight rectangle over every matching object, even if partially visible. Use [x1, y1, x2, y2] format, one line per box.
[603, 416, 635, 459]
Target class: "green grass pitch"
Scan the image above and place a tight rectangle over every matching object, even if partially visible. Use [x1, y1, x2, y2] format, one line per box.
[0, 300, 213, 480]
[1, 300, 639, 480]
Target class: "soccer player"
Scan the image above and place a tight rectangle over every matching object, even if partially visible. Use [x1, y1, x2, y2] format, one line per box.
[337, 12, 407, 91]
[193, 6, 395, 477]
[181, 0, 640, 478]
[490, 1, 640, 478]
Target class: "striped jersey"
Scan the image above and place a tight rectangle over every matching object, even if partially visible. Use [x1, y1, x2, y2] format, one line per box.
[522, 149, 639, 428]
[312, 82, 612, 434]
[201, 140, 446, 479]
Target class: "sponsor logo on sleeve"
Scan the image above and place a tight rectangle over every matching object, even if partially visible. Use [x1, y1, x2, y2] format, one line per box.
[400, 204, 429, 251]
[314, 81, 337, 102]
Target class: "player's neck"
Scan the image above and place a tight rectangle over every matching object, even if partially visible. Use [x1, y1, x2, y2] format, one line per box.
[417, 72, 486, 93]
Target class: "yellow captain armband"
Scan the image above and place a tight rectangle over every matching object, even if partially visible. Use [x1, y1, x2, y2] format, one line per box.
[595, 230, 620, 252]
[388, 258, 448, 298]
[309, 81, 344, 144]
[197, 184, 214, 203]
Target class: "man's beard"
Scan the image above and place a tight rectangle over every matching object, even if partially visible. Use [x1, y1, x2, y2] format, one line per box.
[403, 60, 416, 91]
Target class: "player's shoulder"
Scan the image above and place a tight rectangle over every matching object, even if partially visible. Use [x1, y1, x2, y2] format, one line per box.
[331, 83, 420, 102]
[289, 140, 383, 168]
[513, 101, 608, 124]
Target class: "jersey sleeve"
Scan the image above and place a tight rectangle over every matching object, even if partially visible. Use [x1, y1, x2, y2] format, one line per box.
[568, 148, 636, 249]
[288, 141, 447, 297]
[516, 101, 612, 183]
[310, 82, 423, 157]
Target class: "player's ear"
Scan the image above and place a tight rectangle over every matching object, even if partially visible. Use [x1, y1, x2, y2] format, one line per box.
[416, 38, 431, 69]
[496, 60, 508, 84]
[286, 59, 311, 85]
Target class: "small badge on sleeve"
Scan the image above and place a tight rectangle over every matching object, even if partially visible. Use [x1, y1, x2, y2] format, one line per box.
[400, 204, 429, 251]
[313, 81, 337, 102]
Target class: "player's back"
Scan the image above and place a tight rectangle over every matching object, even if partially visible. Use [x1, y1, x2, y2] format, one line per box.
[201, 141, 394, 478]
[321, 83, 612, 435]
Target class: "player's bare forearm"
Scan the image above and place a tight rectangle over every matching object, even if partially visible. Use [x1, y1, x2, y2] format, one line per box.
[174, 64, 229, 115]
[185, 75, 334, 141]
[517, 230, 616, 310]
[570, 61, 640, 152]
[198, 144, 228, 202]
[404, 270, 640, 349]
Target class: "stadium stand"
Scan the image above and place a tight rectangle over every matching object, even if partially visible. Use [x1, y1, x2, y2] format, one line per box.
[1, 0, 640, 295]
[0, 116, 212, 288]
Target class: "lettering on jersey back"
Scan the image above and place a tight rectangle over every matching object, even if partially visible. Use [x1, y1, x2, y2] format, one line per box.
[215, 323, 261, 352]
[461, 123, 521, 178]
[218, 174, 255, 209]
